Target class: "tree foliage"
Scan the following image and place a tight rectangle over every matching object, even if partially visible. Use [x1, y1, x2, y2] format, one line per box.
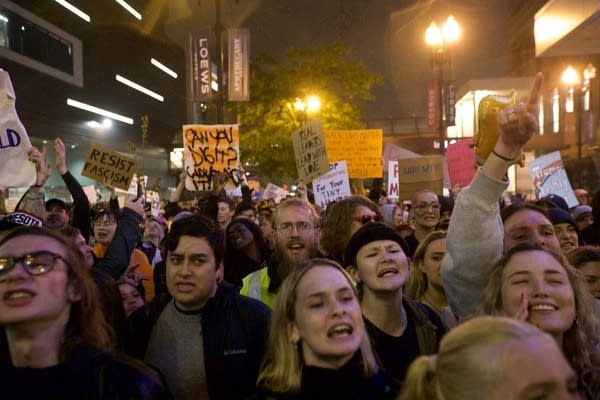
[234, 43, 382, 185]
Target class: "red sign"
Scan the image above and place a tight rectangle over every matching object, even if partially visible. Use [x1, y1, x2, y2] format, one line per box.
[427, 82, 439, 130]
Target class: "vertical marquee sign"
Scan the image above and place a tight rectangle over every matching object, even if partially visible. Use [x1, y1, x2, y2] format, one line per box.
[189, 30, 212, 102]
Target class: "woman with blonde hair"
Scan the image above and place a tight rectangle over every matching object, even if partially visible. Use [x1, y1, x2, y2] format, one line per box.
[256, 258, 392, 399]
[480, 243, 600, 398]
[405, 231, 448, 317]
[0, 226, 170, 398]
[399, 316, 580, 400]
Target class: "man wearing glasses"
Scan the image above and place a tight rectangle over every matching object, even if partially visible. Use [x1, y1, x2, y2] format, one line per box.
[241, 197, 322, 308]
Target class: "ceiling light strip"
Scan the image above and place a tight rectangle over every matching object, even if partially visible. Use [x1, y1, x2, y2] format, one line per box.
[151, 58, 178, 79]
[115, 74, 164, 102]
[67, 98, 134, 124]
[55, 0, 90, 22]
[115, 0, 142, 20]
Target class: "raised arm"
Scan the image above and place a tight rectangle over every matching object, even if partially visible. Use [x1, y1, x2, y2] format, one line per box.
[15, 146, 51, 219]
[441, 73, 543, 320]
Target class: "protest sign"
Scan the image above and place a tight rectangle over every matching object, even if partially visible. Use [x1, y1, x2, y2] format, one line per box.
[263, 183, 289, 203]
[445, 138, 476, 187]
[324, 129, 382, 178]
[291, 120, 329, 183]
[527, 151, 578, 207]
[146, 190, 160, 217]
[182, 124, 240, 191]
[0, 70, 35, 188]
[397, 156, 444, 200]
[313, 161, 352, 209]
[81, 144, 137, 191]
[387, 161, 399, 200]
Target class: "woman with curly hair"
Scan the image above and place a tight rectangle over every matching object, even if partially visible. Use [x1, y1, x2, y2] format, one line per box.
[0, 226, 170, 398]
[480, 243, 600, 398]
[320, 195, 382, 263]
[256, 258, 393, 399]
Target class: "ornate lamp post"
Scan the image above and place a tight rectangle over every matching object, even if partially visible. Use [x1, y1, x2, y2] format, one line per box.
[425, 15, 460, 155]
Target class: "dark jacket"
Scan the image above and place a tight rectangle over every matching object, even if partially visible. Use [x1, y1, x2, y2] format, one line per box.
[130, 282, 271, 400]
[0, 340, 171, 400]
[256, 352, 394, 400]
[61, 170, 92, 242]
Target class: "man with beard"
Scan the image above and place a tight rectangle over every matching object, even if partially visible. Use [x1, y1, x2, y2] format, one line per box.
[241, 197, 321, 308]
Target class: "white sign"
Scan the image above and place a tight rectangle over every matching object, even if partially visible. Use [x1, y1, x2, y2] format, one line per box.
[527, 151, 578, 208]
[313, 161, 352, 210]
[146, 190, 160, 217]
[387, 161, 399, 200]
[263, 183, 289, 203]
[82, 185, 98, 204]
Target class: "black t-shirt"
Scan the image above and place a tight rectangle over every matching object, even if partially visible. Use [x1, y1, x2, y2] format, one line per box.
[1, 363, 80, 399]
[364, 313, 419, 387]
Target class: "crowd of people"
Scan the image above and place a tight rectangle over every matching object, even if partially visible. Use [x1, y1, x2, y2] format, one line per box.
[1, 72, 599, 399]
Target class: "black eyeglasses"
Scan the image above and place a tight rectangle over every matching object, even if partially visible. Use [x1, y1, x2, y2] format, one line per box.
[0, 251, 68, 276]
[353, 214, 381, 224]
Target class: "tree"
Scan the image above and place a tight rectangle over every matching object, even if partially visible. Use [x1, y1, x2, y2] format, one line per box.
[235, 43, 382, 185]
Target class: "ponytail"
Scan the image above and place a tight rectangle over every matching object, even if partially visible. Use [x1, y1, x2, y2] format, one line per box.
[397, 355, 439, 400]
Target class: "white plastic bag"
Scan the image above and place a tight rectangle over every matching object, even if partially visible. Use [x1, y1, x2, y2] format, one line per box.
[0, 69, 35, 188]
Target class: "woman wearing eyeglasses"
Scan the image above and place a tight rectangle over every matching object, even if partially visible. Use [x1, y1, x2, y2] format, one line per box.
[403, 190, 441, 258]
[321, 195, 382, 263]
[0, 226, 171, 399]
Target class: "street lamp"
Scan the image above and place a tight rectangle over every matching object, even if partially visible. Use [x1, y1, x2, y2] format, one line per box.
[425, 15, 460, 155]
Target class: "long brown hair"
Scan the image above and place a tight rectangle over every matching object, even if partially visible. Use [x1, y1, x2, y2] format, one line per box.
[0, 226, 114, 360]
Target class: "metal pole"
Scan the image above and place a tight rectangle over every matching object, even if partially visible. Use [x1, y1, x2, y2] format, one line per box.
[437, 55, 445, 155]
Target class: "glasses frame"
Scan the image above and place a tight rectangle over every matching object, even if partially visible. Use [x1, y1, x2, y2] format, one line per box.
[0, 251, 69, 276]
[276, 221, 314, 233]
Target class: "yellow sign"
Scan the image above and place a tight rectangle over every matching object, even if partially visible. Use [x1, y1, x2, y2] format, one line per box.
[397, 156, 444, 201]
[324, 129, 383, 178]
[81, 143, 137, 191]
[182, 124, 240, 191]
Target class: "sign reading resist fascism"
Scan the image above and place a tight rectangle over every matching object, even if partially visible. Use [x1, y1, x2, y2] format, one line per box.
[183, 124, 240, 191]
[81, 144, 137, 191]
[324, 129, 383, 178]
[313, 161, 352, 210]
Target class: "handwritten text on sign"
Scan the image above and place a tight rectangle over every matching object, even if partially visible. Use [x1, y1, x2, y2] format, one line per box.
[183, 124, 240, 191]
[291, 120, 329, 183]
[313, 161, 351, 210]
[81, 144, 137, 191]
[397, 156, 444, 200]
[324, 129, 383, 178]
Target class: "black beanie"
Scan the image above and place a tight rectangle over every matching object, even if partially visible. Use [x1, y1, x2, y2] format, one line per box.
[548, 207, 577, 230]
[344, 222, 409, 267]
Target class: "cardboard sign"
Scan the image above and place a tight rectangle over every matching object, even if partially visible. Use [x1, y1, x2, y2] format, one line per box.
[527, 151, 578, 207]
[81, 143, 137, 191]
[313, 161, 352, 210]
[387, 161, 399, 200]
[182, 124, 240, 191]
[324, 129, 383, 178]
[445, 138, 476, 187]
[397, 156, 444, 201]
[263, 183, 289, 203]
[291, 120, 329, 183]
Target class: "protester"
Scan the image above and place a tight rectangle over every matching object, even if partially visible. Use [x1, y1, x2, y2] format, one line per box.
[581, 190, 600, 246]
[321, 195, 382, 263]
[256, 258, 393, 399]
[399, 316, 580, 400]
[119, 281, 145, 317]
[436, 195, 454, 230]
[224, 216, 271, 287]
[345, 222, 444, 393]
[0, 226, 171, 398]
[480, 244, 600, 398]
[405, 231, 449, 319]
[403, 189, 440, 258]
[548, 206, 582, 254]
[139, 216, 165, 268]
[131, 214, 270, 399]
[575, 188, 591, 206]
[241, 197, 322, 308]
[574, 205, 594, 231]
[568, 245, 600, 300]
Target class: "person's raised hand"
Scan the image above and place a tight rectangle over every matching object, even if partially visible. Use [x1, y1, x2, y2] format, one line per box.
[28, 146, 51, 186]
[211, 171, 228, 195]
[54, 138, 68, 175]
[125, 195, 145, 217]
[495, 73, 543, 159]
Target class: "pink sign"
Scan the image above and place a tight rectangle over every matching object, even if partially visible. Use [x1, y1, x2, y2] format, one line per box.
[446, 138, 476, 188]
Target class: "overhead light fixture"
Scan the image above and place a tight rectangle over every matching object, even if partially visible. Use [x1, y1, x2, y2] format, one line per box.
[0, 14, 8, 23]
[115, 74, 164, 102]
[115, 0, 142, 20]
[151, 58, 178, 79]
[55, 0, 90, 22]
[67, 98, 133, 124]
